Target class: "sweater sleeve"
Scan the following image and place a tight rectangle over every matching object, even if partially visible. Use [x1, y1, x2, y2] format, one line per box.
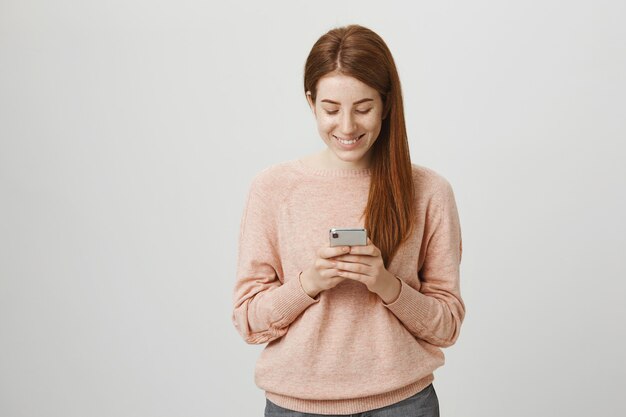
[383, 179, 465, 348]
[232, 174, 319, 345]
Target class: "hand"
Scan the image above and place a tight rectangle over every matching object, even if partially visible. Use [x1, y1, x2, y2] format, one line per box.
[331, 237, 402, 304]
[299, 245, 352, 298]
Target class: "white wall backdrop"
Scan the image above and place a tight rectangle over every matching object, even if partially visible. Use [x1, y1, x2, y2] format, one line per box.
[1, 1, 625, 416]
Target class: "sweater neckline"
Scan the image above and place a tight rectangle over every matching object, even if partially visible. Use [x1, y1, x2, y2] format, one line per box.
[291, 158, 372, 178]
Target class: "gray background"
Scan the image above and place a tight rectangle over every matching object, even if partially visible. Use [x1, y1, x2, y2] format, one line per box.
[1, 0, 625, 416]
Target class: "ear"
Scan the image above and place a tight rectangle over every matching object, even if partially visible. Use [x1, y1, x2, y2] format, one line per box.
[305, 91, 316, 116]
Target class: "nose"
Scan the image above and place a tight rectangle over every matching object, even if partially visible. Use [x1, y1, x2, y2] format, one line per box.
[339, 111, 357, 136]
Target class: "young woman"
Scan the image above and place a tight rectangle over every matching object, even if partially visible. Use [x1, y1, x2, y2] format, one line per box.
[232, 24, 464, 417]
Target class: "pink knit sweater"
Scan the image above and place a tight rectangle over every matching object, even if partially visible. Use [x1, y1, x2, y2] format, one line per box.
[232, 158, 464, 414]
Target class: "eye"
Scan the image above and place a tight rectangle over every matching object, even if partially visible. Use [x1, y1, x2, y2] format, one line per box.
[356, 108, 372, 114]
[324, 110, 339, 115]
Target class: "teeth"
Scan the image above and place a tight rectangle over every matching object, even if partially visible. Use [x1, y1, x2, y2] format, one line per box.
[336, 135, 361, 145]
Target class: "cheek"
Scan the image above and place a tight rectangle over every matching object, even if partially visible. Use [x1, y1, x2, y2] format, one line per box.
[316, 116, 335, 132]
[362, 116, 382, 133]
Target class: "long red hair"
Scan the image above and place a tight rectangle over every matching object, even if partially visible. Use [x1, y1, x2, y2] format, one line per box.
[304, 24, 415, 266]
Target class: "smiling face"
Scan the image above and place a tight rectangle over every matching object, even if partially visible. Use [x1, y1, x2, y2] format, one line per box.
[306, 73, 384, 169]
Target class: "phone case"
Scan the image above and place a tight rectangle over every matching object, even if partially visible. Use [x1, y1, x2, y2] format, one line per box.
[329, 228, 368, 246]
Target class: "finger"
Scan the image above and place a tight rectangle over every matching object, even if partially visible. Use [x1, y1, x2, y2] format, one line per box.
[319, 245, 351, 259]
[347, 244, 377, 256]
[336, 269, 368, 282]
[335, 261, 369, 275]
[320, 266, 345, 278]
[315, 258, 336, 271]
[332, 254, 373, 266]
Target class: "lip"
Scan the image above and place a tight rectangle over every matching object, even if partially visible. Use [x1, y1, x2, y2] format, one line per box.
[333, 134, 364, 150]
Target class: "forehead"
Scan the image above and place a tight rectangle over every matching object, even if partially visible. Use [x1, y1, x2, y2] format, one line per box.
[316, 73, 379, 102]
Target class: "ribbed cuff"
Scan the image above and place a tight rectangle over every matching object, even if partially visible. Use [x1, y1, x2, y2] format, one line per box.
[271, 273, 319, 326]
[382, 278, 432, 327]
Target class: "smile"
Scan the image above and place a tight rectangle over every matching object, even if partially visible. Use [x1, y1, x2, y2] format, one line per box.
[334, 134, 364, 145]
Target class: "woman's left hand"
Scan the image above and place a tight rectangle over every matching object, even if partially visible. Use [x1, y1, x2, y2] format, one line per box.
[331, 237, 402, 304]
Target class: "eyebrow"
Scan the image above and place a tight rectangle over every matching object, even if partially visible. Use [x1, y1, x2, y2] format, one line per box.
[320, 98, 374, 105]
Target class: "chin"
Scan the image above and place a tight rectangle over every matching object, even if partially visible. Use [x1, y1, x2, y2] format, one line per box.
[334, 151, 367, 163]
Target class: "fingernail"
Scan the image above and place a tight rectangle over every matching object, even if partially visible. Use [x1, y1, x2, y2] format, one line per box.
[343, 246, 349, 252]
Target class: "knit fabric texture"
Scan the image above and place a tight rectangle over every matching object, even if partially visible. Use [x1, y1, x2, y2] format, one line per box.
[232, 158, 465, 414]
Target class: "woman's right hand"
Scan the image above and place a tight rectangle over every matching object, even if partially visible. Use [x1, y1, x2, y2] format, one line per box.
[299, 245, 351, 298]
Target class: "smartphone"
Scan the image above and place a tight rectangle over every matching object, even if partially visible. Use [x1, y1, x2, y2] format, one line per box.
[329, 228, 368, 247]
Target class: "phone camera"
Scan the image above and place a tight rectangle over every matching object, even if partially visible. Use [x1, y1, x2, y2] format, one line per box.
[332, 232, 339, 238]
